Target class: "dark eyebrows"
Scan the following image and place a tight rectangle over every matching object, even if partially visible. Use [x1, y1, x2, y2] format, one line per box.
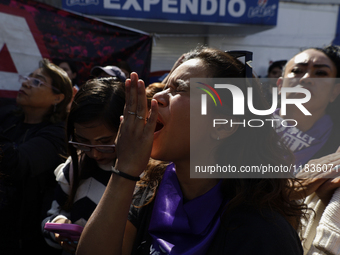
[294, 63, 332, 69]
[177, 79, 190, 91]
[74, 133, 89, 141]
[313, 64, 332, 69]
[96, 136, 114, 142]
[35, 74, 47, 82]
[163, 78, 189, 91]
[29, 72, 47, 82]
[176, 79, 188, 86]
[74, 134, 113, 142]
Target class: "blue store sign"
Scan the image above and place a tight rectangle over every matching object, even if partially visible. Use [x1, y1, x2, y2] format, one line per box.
[63, 0, 279, 26]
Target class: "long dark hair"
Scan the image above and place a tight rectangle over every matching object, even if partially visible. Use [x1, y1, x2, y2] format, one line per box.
[138, 46, 305, 229]
[64, 78, 125, 210]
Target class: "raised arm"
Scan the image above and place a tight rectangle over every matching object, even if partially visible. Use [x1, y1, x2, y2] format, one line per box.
[76, 73, 158, 255]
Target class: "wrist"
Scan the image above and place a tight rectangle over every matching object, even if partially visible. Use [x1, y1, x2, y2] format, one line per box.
[111, 166, 140, 182]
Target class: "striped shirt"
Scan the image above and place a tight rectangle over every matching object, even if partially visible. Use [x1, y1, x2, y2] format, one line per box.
[42, 157, 112, 249]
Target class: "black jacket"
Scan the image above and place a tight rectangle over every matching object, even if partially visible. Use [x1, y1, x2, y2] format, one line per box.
[0, 105, 67, 254]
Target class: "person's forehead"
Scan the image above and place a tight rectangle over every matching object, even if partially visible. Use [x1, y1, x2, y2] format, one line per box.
[74, 121, 114, 136]
[170, 59, 206, 80]
[32, 68, 50, 82]
[290, 49, 332, 66]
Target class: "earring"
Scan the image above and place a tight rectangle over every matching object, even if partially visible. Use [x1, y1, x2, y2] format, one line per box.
[53, 103, 57, 112]
[217, 136, 220, 141]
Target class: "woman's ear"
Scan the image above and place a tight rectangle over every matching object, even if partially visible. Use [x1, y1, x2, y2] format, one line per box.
[54, 94, 65, 104]
[211, 117, 239, 141]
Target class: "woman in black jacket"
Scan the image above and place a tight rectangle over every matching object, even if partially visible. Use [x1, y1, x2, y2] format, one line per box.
[0, 58, 72, 254]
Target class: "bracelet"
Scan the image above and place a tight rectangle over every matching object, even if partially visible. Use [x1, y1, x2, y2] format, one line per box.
[111, 167, 140, 182]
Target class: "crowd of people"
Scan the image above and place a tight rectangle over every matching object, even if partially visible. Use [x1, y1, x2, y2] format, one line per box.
[0, 44, 340, 255]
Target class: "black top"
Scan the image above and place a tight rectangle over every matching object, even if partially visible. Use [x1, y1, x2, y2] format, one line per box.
[128, 185, 303, 255]
[0, 105, 67, 254]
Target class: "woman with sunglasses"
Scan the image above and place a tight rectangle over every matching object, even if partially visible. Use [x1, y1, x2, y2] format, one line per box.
[77, 47, 304, 255]
[0, 59, 72, 254]
[42, 78, 125, 254]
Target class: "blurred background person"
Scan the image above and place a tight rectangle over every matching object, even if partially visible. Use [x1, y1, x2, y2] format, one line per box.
[54, 60, 79, 89]
[54, 60, 80, 112]
[262, 60, 287, 105]
[268, 60, 287, 80]
[117, 61, 132, 79]
[90, 65, 126, 82]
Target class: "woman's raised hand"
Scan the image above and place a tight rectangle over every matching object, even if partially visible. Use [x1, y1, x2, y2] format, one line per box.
[114, 72, 158, 178]
[291, 147, 340, 200]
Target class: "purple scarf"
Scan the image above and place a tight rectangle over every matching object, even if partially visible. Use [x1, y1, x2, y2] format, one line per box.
[274, 109, 333, 167]
[148, 163, 224, 255]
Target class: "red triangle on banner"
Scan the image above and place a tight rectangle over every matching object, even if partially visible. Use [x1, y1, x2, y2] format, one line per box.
[0, 44, 18, 73]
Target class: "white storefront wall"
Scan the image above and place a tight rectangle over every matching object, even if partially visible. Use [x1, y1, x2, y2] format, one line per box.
[151, 36, 205, 72]
[151, 1, 339, 77]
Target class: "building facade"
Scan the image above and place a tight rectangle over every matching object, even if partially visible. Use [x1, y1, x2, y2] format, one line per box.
[34, 0, 340, 78]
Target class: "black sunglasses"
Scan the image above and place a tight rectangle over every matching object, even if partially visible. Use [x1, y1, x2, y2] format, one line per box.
[225, 50, 253, 79]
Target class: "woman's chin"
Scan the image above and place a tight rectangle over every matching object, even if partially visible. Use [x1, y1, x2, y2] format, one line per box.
[150, 147, 166, 162]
